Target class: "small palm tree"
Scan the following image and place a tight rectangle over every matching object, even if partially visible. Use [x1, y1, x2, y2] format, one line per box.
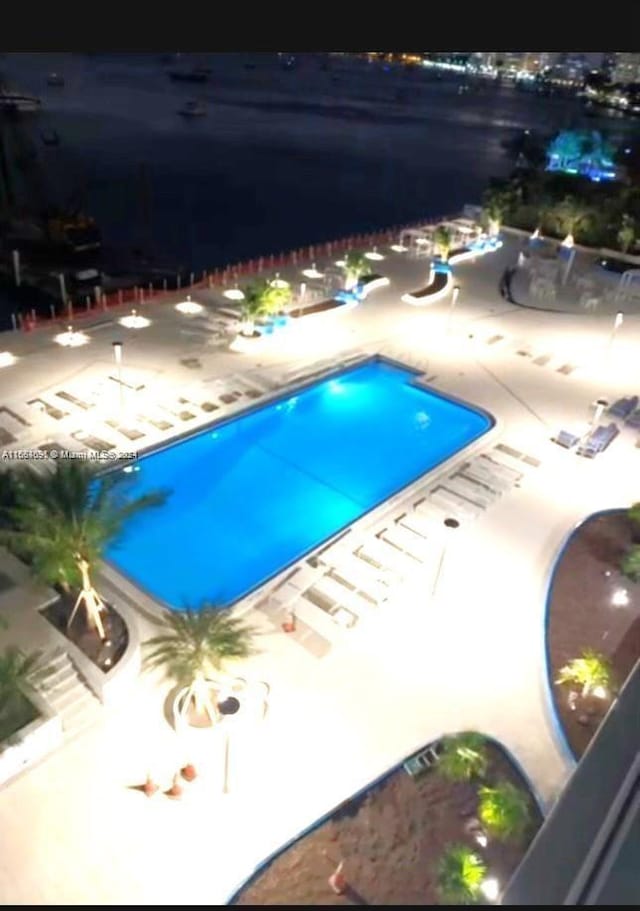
[550, 195, 591, 240]
[556, 649, 615, 698]
[342, 250, 369, 289]
[478, 780, 531, 842]
[617, 214, 635, 254]
[436, 844, 486, 905]
[433, 225, 452, 261]
[0, 461, 167, 640]
[240, 278, 292, 335]
[144, 606, 257, 718]
[437, 732, 489, 782]
[621, 545, 640, 581]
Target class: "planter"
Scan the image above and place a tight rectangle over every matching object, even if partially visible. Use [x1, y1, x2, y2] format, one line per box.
[0, 691, 63, 787]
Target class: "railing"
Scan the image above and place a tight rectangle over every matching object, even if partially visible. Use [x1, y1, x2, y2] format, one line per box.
[11, 214, 458, 334]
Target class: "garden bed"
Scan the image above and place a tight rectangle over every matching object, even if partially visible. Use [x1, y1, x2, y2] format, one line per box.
[289, 298, 346, 318]
[233, 739, 541, 905]
[41, 595, 129, 673]
[0, 692, 38, 744]
[548, 510, 640, 758]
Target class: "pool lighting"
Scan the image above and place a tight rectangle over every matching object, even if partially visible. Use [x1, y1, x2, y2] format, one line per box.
[365, 247, 385, 261]
[0, 351, 16, 367]
[55, 326, 89, 347]
[611, 587, 629, 608]
[175, 295, 203, 315]
[302, 263, 324, 279]
[119, 309, 150, 329]
[480, 878, 500, 902]
[223, 288, 245, 301]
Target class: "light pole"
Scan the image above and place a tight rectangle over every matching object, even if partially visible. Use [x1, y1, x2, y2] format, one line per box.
[605, 311, 624, 364]
[446, 284, 460, 334]
[591, 397, 609, 427]
[112, 341, 124, 420]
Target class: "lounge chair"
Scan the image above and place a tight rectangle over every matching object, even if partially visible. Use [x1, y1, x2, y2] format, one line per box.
[576, 422, 619, 458]
[553, 429, 581, 450]
[608, 396, 638, 419]
[624, 408, 640, 429]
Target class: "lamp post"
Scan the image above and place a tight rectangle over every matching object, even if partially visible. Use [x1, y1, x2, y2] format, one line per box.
[591, 397, 609, 427]
[112, 341, 123, 420]
[446, 284, 460, 333]
[605, 311, 624, 365]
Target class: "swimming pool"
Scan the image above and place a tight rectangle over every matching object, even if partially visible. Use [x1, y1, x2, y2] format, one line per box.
[106, 358, 493, 609]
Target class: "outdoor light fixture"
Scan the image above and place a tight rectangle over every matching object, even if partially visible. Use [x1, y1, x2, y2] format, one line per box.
[175, 295, 203, 315]
[119, 309, 150, 329]
[270, 273, 289, 289]
[223, 288, 245, 301]
[364, 247, 385, 261]
[561, 233, 575, 248]
[112, 341, 124, 416]
[0, 351, 16, 367]
[593, 685, 608, 700]
[302, 263, 324, 279]
[54, 325, 89, 347]
[335, 259, 346, 267]
[480, 878, 500, 902]
[390, 243, 408, 252]
[611, 588, 629, 607]
[475, 832, 488, 848]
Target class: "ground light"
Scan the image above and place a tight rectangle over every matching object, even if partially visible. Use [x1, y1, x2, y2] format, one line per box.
[0, 351, 16, 367]
[390, 243, 408, 252]
[270, 273, 289, 289]
[611, 588, 629, 608]
[54, 325, 89, 347]
[175, 295, 203, 315]
[365, 247, 385, 261]
[119, 309, 151, 329]
[302, 263, 324, 279]
[223, 287, 245, 301]
[480, 877, 500, 902]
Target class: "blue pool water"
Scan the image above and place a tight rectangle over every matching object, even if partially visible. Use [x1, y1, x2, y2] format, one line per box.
[106, 359, 492, 608]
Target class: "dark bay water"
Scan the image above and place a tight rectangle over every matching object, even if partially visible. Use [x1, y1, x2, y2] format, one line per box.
[1, 52, 638, 274]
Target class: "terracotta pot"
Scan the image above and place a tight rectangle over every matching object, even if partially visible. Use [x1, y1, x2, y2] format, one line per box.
[181, 763, 197, 782]
[143, 774, 158, 798]
[166, 773, 183, 799]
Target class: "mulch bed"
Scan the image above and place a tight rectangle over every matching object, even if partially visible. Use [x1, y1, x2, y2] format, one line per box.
[233, 741, 541, 905]
[406, 271, 449, 299]
[548, 510, 640, 758]
[41, 595, 129, 672]
[289, 298, 346, 318]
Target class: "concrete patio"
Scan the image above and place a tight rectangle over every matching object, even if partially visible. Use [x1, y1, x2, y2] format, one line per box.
[0, 229, 639, 903]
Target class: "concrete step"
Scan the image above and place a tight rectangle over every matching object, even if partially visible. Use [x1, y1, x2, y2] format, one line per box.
[38, 649, 102, 737]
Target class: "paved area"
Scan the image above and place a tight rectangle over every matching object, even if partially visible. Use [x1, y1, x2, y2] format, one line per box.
[1, 229, 640, 903]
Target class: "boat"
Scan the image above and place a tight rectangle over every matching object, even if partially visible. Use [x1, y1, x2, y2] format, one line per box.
[46, 73, 65, 87]
[178, 100, 206, 118]
[0, 89, 41, 113]
[168, 67, 209, 83]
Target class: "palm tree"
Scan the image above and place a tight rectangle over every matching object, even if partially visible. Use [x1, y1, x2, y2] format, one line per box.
[144, 606, 257, 720]
[436, 844, 486, 905]
[549, 195, 591, 241]
[0, 461, 167, 640]
[342, 250, 369, 290]
[556, 648, 615, 698]
[437, 732, 489, 782]
[433, 225, 452, 261]
[0, 647, 50, 742]
[482, 184, 520, 236]
[477, 780, 531, 842]
[617, 214, 636, 254]
[240, 278, 292, 335]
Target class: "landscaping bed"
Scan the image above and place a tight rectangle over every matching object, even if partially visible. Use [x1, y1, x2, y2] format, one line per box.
[289, 298, 346, 318]
[233, 739, 541, 906]
[548, 510, 640, 758]
[41, 595, 129, 672]
[0, 692, 38, 744]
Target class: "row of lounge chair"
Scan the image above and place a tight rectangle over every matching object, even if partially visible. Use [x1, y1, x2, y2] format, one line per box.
[554, 423, 619, 458]
[608, 395, 640, 427]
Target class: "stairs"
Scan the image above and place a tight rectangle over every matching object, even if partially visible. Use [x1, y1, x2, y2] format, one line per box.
[38, 648, 103, 738]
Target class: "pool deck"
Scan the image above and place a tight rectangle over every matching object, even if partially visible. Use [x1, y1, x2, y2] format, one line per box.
[1, 229, 640, 903]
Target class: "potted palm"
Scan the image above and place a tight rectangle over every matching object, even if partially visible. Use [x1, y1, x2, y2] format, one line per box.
[342, 251, 369, 291]
[144, 606, 257, 729]
[433, 225, 452, 261]
[437, 732, 489, 782]
[477, 780, 531, 843]
[240, 279, 292, 337]
[0, 460, 166, 643]
[556, 649, 615, 699]
[436, 844, 486, 905]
